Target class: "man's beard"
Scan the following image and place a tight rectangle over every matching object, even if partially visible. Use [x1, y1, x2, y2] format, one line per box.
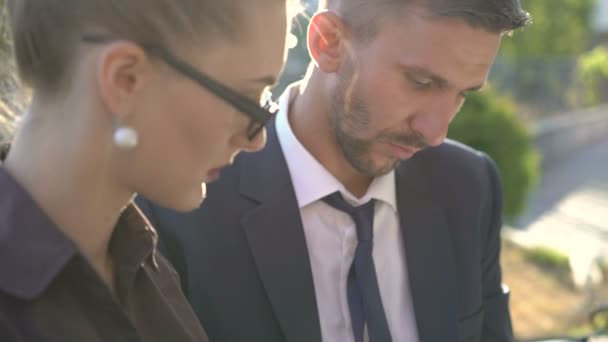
[329, 58, 429, 177]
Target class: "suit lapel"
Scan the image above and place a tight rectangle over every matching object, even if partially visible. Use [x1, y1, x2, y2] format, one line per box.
[239, 121, 322, 342]
[237, 119, 459, 342]
[396, 158, 459, 342]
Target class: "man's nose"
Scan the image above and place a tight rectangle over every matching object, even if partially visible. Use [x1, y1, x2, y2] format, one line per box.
[409, 96, 461, 147]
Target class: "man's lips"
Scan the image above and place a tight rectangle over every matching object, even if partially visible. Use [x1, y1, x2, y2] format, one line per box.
[387, 143, 419, 160]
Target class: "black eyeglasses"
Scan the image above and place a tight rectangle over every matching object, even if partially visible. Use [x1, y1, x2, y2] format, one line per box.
[82, 34, 278, 140]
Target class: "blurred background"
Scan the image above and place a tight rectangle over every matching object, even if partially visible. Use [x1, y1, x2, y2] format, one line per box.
[2, 0, 608, 340]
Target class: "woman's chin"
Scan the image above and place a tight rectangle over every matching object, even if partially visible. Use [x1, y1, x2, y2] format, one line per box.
[154, 182, 207, 213]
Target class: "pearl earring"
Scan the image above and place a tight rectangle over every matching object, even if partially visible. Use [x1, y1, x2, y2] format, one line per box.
[113, 125, 138, 149]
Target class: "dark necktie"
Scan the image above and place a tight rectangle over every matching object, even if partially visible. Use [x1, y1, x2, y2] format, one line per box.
[323, 192, 392, 342]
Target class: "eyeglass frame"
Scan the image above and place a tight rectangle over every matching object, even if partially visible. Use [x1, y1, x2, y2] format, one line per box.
[81, 34, 278, 140]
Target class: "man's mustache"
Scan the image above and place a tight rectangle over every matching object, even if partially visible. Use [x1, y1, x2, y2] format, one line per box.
[380, 132, 430, 150]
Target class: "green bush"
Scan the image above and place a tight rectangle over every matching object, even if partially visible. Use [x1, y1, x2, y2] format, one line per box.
[525, 246, 570, 270]
[492, 0, 595, 114]
[570, 47, 608, 107]
[523, 246, 572, 287]
[448, 88, 540, 221]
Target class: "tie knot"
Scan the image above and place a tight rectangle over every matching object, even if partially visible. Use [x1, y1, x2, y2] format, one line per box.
[322, 192, 375, 241]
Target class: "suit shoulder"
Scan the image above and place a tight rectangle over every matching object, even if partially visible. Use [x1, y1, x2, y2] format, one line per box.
[428, 139, 489, 164]
[414, 139, 495, 176]
[401, 139, 498, 196]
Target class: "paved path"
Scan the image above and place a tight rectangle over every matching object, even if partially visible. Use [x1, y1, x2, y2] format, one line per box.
[505, 138, 608, 287]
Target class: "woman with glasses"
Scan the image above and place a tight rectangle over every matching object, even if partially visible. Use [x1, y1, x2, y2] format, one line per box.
[0, 0, 293, 340]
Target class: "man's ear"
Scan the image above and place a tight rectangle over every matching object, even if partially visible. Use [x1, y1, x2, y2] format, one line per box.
[307, 10, 349, 73]
[95, 41, 150, 122]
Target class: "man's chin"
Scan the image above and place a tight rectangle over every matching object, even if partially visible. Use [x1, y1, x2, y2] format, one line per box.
[351, 157, 400, 177]
[374, 162, 401, 176]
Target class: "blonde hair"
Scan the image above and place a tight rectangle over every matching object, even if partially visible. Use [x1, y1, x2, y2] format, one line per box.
[7, 0, 295, 92]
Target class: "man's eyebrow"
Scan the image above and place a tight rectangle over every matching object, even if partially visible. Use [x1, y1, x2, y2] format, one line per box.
[404, 66, 449, 87]
[403, 65, 485, 92]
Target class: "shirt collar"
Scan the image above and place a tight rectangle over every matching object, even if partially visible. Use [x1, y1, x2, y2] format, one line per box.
[110, 202, 160, 273]
[0, 144, 159, 300]
[0, 164, 77, 300]
[275, 83, 397, 211]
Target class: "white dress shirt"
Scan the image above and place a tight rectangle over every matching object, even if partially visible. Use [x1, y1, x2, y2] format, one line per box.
[275, 84, 420, 342]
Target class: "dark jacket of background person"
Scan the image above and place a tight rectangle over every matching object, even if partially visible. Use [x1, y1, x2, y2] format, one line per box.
[137, 120, 513, 342]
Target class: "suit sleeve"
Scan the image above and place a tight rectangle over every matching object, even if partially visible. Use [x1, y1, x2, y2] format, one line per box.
[135, 196, 190, 297]
[480, 154, 515, 342]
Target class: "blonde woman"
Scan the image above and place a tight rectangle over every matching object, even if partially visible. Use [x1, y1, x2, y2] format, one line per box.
[0, 0, 294, 340]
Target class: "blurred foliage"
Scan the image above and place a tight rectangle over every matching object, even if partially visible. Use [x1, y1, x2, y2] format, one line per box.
[569, 47, 608, 107]
[522, 246, 574, 289]
[0, 0, 9, 56]
[493, 0, 595, 113]
[0, 0, 13, 72]
[448, 89, 540, 221]
[524, 246, 570, 271]
[500, 0, 595, 58]
[590, 307, 608, 333]
[0, 0, 18, 141]
[523, 246, 572, 287]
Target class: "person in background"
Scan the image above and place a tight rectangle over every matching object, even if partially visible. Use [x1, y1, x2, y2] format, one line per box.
[138, 0, 531, 341]
[0, 0, 295, 340]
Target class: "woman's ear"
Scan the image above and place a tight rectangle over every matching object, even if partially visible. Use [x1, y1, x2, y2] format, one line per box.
[95, 41, 150, 121]
[307, 10, 349, 73]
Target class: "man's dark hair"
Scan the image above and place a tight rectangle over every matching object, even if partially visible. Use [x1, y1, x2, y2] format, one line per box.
[319, 0, 531, 44]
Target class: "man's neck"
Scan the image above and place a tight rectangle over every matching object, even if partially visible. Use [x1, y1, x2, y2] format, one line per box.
[288, 73, 373, 198]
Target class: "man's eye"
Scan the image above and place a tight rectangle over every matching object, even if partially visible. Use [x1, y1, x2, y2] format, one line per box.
[415, 79, 431, 87]
[407, 75, 432, 89]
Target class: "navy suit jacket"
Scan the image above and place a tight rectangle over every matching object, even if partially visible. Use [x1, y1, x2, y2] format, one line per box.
[137, 120, 513, 342]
